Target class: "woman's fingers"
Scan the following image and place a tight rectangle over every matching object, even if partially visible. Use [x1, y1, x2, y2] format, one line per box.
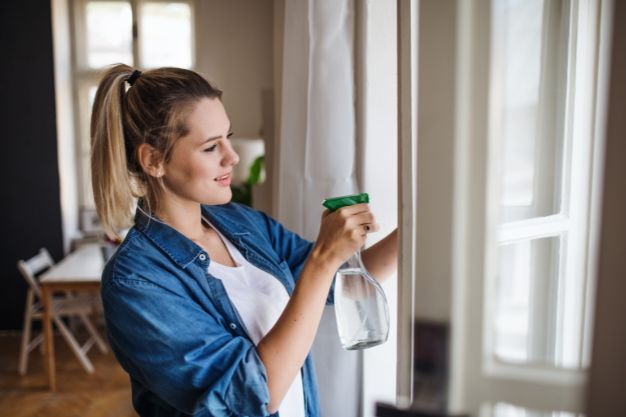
[315, 203, 379, 265]
[362, 222, 380, 234]
[328, 206, 379, 237]
[345, 211, 377, 230]
[335, 203, 371, 217]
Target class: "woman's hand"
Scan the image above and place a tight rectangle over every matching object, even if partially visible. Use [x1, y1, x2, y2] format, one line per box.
[310, 203, 379, 271]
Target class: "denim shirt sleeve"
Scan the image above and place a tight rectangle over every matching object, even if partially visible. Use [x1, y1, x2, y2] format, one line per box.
[255, 210, 335, 305]
[101, 274, 271, 416]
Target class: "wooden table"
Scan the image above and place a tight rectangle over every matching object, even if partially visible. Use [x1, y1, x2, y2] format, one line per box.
[39, 243, 105, 391]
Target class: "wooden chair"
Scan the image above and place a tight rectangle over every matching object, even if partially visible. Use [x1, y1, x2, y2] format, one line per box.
[17, 248, 108, 375]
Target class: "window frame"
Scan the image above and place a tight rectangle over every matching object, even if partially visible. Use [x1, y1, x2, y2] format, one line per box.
[69, 0, 196, 210]
[398, 0, 615, 413]
[484, 0, 605, 383]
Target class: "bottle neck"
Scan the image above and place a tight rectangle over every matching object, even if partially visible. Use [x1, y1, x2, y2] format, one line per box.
[344, 249, 364, 270]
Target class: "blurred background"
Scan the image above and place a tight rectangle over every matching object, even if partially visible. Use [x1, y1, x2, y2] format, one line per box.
[0, 0, 624, 417]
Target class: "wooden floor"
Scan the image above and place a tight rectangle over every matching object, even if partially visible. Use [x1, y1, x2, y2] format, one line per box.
[0, 332, 137, 417]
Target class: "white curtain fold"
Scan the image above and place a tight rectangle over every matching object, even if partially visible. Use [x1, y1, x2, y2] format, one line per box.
[278, 0, 361, 416]
[278, 0, 357, 238]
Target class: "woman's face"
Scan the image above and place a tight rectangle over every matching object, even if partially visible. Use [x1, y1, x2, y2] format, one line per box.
[161, 97, 239, 206]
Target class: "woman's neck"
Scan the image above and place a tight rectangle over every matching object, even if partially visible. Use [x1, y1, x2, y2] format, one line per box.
[155, 198, 206, 241]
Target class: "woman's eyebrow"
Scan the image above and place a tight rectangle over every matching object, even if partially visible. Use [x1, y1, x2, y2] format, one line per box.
[200, 125, 232, 145]
[201, 136, 220, 145]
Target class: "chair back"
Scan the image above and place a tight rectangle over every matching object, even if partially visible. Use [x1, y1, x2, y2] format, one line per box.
[17, 248, 54, 297]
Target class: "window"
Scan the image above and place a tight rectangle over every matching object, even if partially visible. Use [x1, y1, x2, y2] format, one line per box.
[488, 0, 598, 374]
[399, 0, 609, 414]
[71, 0, 195, 209]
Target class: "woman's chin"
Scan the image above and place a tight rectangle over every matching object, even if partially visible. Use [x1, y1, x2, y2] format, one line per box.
[203, 190, 232, 206]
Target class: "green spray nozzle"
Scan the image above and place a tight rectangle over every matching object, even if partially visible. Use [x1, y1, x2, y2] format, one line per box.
[322, 193, 370, 212]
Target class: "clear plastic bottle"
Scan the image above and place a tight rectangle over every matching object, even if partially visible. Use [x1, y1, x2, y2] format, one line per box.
[322, 192, 390, 350]
[334, 249, 390, 350]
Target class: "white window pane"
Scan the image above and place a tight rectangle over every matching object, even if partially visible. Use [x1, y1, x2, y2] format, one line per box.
[494, 237, 560, 365]
[139, 2, 192, 68]
[86, 2, 133, 68]
[491, 0, 566, 222]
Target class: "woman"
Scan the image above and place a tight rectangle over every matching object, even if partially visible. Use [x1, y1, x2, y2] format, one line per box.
[92, 64, 397, 417]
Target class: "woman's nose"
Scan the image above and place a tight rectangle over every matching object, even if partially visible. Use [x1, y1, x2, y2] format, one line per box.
[223, 143, 240, 166]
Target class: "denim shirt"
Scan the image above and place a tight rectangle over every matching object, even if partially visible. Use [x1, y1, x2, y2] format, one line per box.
[101, 202, 332, 417]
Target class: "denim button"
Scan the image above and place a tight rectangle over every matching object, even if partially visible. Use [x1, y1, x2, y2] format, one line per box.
[229, 323, 237, 330]
[198, 253, 207, 261]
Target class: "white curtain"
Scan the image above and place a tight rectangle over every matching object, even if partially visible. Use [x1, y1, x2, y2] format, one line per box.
[277, 0, 361, 416]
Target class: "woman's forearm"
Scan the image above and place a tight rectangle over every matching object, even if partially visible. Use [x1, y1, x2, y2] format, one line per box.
[257, 204, 375, 412]
[361, 228, 398, 282]
[256, 249, 337, 413]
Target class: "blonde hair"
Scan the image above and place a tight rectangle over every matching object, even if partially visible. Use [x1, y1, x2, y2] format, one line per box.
[90, 64, 222, 239]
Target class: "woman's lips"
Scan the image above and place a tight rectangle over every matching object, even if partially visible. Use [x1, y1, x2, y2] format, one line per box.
[215, 173, 231, 186]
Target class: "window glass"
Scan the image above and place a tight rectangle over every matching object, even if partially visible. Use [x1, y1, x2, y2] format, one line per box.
[492, 0, 565, 222]
[86, 2, 133, 68]
[494, 237, 560, 365]
[139, 2, 193, 68]
[490, 0, 581, 371]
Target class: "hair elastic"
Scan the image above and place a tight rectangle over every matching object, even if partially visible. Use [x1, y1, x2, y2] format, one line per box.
[127, 69, 142, 86]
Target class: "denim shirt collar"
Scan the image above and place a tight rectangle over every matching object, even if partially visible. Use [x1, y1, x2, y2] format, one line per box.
[133, 203, 252, 270]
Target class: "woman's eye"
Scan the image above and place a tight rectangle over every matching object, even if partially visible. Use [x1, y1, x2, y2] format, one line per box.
[204, 144, 217, 152]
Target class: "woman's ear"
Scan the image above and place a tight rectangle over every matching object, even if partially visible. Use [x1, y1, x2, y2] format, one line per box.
[137, 143, 165, 178]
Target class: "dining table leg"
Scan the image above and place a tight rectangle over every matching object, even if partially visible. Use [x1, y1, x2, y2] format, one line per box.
[41, 284, 56, 391]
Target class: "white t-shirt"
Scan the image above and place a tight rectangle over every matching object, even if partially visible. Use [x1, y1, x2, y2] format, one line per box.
[206, 222, 305, 417]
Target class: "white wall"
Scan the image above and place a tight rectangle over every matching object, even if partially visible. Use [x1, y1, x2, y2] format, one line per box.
[415, 0, 456, 323]
[195, 0, 274, 139]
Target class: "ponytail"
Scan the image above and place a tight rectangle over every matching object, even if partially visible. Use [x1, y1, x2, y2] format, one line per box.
[90, 64, 137, 240]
